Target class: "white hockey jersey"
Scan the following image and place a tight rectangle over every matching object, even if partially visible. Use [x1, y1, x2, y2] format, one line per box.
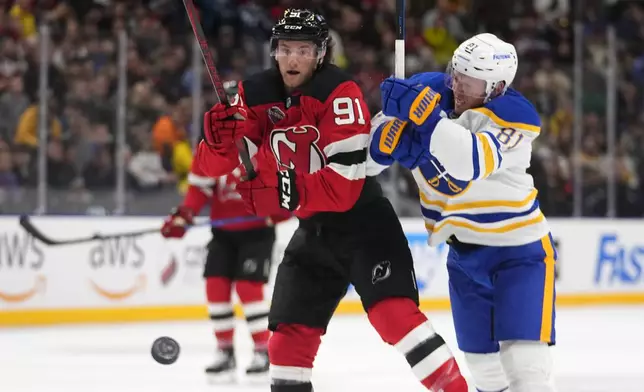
[368, 77, 550, 247]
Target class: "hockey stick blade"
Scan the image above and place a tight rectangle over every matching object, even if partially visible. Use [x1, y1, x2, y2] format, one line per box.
[19, 214, 58, 245]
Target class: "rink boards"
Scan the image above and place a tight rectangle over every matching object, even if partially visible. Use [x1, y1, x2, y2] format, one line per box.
[1, 216, 643, 326]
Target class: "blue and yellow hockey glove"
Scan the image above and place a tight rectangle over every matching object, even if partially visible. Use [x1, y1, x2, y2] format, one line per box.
[370, 118, 432, 170]
[380, 77, 442, 128]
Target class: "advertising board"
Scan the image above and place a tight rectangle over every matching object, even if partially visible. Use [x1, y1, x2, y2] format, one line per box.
[1, 216, 643, 326]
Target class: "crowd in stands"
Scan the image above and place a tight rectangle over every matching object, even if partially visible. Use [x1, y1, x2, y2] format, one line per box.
[0, 0, 642, 216]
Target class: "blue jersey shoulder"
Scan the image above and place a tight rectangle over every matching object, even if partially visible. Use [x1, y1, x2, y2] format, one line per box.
[408, 72, 454, 112]
[482, 88, 541, 128]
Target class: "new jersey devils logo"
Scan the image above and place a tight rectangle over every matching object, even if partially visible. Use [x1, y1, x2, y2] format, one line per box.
[270, 125, 325, 173]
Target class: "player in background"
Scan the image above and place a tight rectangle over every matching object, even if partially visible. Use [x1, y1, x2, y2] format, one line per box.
[194, 8, 468, 392]
[369, 33, 557, 392]
[161, 81, 290, 382]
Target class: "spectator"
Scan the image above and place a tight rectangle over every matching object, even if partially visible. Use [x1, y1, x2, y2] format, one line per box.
[128, 133, 176, 192]
[0, 72, 29, 142]
[9, 0, 37, 42]
[82, 146, 115, 190]
[152, 97, 190, 154]
[0, 0, 641, 217]
[46, 139, 77, 189]
[0, 141, 18, 188]
[13, 98, 62, 149]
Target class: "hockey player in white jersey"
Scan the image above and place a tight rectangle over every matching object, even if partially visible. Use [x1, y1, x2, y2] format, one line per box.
[369, 33, 557, 392]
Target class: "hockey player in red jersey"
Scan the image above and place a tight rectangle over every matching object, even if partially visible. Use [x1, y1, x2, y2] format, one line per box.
[194, 9, 468, 392]
[162, 87, 290, 380]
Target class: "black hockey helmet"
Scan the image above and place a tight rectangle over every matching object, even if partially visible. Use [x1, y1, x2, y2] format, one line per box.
[270, 9, 330, 58]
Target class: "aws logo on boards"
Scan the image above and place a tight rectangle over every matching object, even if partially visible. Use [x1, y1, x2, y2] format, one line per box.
[0, 231, 45, 303]
[88, 237, 145, 301]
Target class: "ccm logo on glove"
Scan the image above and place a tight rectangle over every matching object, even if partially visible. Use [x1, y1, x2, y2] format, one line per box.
[278, 169, 299, 211]
[379, 118, 408, 155]
[409, 86, 441, 126]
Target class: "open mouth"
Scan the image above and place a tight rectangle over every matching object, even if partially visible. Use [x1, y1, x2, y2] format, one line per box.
[286, 70, 300, 75]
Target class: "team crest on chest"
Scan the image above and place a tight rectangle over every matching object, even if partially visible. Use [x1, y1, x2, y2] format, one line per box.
[270, 125, 325, 174]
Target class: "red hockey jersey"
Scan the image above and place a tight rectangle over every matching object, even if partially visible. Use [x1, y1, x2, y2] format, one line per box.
[194, 65, 382, 219]
[183, 159, 290, 231]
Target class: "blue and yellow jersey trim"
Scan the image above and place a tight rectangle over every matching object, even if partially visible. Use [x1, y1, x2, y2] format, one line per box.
[463, 89, 540, 180]
[421, 198, 541, 229]
[420, 188, 538, 214]
[424, 209, 545, 237]
[472, 131, 503, 180]
[474, 88, 542, 134]
[539, 234, 557, 343]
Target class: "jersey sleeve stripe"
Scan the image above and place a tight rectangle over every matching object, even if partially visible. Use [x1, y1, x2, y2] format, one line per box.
[487, 131, 503, 167]
[324, 133, 370, 157]
[471, 134, 480, 180]
[188, 173, 216, 187]
[475, 132, 502, 179]
[472, 107, 541, 133]
[327, 148, 367, 166]
[477, 133, 495, 178]
[324, 131, 368, 181]
[327, 161, 366, 181]
[187, 173, 214, 197]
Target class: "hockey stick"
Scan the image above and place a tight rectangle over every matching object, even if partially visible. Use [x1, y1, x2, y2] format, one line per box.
[395, 0, 406, 79]
[388, 0, 406, 211]
[18, 214, 267, 246]
[181, 0, 256, 180]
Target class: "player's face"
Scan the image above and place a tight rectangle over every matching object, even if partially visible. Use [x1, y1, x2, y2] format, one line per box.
[450, 71, 487, 115]
[274, 40, 320, 89]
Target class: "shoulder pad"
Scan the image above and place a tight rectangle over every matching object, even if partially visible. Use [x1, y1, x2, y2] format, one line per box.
[242, 69, 284, 108]
[475, 88, 541, 131]
[300, 64, 356, 103]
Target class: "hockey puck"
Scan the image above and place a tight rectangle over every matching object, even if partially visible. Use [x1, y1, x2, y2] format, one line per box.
[151, 336, 180, 365]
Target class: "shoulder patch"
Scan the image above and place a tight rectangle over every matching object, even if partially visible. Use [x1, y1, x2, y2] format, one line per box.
[242, 68, 284, 108]
[300, 64, 356, 103]
[474, 89, 541, 132]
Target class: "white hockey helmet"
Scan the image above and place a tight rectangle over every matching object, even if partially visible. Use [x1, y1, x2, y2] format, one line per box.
[448, 33, 518, 100]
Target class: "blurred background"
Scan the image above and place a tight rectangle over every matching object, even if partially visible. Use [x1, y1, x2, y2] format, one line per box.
[1, 0, 642, 218]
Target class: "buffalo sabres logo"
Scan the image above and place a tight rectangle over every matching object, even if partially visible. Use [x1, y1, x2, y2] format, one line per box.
[270, 125, 325, 173]
[372, 260, 391, 284]
[420, 159, 472, 196]
[267, 106, 286, 124]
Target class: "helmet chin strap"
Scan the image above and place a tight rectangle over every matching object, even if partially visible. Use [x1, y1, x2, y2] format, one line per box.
[484, 80, 507, 103]
[316, 46, 327, 68]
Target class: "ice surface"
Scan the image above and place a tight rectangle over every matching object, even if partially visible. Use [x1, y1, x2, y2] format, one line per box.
[1, 306, 643, 392]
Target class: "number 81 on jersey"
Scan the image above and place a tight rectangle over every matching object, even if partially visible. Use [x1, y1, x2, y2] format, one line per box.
[496, 128, 523, 149]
